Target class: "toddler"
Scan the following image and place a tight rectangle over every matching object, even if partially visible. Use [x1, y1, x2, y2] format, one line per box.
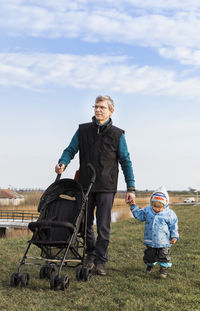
[130, 186, 179, 278]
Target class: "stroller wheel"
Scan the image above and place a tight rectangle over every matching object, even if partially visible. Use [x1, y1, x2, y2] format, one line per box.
[46, 264, 56, 279]
[83, 267, 92, 282]
[60, 274, 70, 291]
[50, 274, 59, 290]
[40, 264, 56, 279]
[39, 265, 47, 279]
[20, 273, 30, 287]
[10, 272, 20, 287]
[76, 266, 83, 281]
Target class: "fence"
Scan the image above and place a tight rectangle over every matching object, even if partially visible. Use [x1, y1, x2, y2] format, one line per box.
[0, 210, 39, 222]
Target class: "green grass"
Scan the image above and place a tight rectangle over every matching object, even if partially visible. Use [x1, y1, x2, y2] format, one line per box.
[0, 205, 200, 311]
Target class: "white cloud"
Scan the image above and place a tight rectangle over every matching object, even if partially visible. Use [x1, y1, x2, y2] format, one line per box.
[0, 52, 200, 97]
[109, 0, 200, 11]
[17, 0, 200, 12]
[159, 47, 200, 66]
[1, 1, 200, 82]
[1, 0, 200, 50]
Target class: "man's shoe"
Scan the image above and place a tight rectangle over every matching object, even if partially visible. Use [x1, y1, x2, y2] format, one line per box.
[85, 256, 95, 270]
[144, 265, 154, 274]
[95, 263, 106, 276]
[159, 267, 168, 278]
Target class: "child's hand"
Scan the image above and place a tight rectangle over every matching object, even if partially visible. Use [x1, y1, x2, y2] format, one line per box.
[171, 238, 177, 244]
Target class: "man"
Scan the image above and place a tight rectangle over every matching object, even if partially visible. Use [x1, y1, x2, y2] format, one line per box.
[55, 95, 136, 276]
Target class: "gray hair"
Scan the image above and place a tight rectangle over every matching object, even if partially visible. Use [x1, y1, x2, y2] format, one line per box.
[95, 95, 114, 111]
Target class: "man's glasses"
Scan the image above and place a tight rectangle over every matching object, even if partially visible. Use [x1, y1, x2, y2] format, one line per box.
[92, 105, 108, 110]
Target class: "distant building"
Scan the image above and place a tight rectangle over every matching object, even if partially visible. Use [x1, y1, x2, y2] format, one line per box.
[0, 189, 24, 206]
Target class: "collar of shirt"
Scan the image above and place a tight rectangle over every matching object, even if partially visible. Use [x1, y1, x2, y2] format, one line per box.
[95, 117, 111, 128]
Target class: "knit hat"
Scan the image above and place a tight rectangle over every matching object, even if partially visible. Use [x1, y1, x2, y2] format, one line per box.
[150, 186, 169, 208]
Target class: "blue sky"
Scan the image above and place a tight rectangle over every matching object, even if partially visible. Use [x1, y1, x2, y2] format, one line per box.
[0, 0, 200, 191]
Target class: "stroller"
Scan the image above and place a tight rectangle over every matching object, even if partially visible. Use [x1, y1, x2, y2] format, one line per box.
[10, 163, 96, 291]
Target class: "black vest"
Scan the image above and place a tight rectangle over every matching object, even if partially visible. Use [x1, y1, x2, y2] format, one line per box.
[78, 118, 124, 192]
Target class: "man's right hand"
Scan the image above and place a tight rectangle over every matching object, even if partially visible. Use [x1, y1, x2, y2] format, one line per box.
[126, 192, 136, 205]
[55, 163, 66, 174]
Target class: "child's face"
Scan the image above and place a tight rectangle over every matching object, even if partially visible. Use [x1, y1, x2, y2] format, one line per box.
[152, 201, 164, 213]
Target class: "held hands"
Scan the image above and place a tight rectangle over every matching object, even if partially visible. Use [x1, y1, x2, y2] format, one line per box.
[126, 192, 136, 205]
[171, 238, 177, 244]
[55, 163, 66, 174]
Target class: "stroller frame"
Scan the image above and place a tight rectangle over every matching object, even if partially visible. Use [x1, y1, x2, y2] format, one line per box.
[10, 164, 96, 291]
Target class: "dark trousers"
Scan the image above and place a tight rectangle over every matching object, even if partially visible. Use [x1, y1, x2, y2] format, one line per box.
[86, 192, 115, 264]
[143, 246, 171, 266]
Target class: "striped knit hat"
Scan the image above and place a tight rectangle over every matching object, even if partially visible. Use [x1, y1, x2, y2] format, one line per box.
[151, 186, 169, 208]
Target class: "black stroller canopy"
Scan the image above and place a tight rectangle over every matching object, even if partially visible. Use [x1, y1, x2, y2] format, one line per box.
[38, 179, 84, 212]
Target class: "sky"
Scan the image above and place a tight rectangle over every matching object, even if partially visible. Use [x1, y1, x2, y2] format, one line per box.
[0, 0, 200, 191]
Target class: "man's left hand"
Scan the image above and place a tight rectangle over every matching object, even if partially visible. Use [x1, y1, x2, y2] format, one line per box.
[126, 192, 136, 205]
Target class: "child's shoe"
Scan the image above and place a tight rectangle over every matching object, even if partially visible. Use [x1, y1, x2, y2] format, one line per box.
[159, 267, 167, 278]
[144, 265, 154, 274]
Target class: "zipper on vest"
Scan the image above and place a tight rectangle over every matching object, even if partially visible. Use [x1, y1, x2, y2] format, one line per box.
[97, 125, 100, 134]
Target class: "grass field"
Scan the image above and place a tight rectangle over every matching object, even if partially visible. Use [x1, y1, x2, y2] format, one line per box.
[0, 204, 200, 311]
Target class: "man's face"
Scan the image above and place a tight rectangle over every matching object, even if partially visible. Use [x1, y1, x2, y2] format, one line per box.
[94, 100, 114, 124]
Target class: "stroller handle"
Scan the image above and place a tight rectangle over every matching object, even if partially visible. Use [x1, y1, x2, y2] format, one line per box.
[55, 163, 96, 184]
[55, 174, 61, 182]
[87, 163, 96, 184]
[55, 163, 63, 182]
[84, 163, 96, 197]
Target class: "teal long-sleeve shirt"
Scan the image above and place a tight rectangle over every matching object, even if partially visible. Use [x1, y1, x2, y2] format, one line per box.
[59, 122, 135, 189]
